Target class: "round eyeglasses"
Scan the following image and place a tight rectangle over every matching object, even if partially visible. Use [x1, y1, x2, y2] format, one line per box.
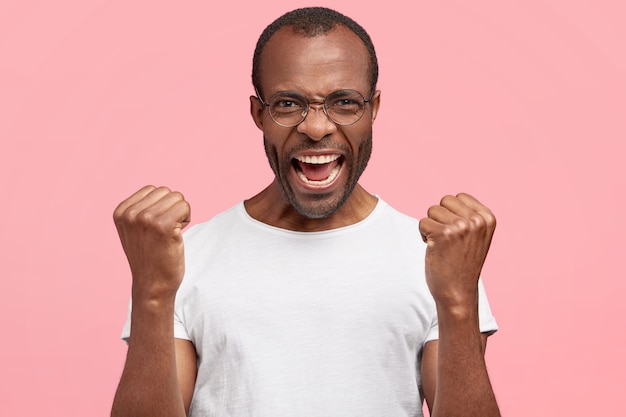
[257, 89, 373, 127]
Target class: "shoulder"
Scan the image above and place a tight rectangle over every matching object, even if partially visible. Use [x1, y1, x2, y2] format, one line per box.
[183, 202, 243, 241]
[372, 198, 422, 233]
[178, 202, 249, 264]
[353, 198, 426, 258]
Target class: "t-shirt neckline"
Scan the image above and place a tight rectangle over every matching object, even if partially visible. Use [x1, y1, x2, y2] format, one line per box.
[237, 196, 385, 237]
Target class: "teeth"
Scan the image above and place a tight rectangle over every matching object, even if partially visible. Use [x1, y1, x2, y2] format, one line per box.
[296, 154, 340, 164]
[296, 164, 341, 186]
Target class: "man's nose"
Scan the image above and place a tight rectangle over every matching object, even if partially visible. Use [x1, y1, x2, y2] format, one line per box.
[296, 105, 337, 141]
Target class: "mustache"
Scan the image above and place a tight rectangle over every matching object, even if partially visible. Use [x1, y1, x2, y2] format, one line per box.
[283, 140, 350, 155]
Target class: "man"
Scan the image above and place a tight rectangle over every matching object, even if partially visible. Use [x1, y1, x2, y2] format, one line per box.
[111, 7, 500, 417]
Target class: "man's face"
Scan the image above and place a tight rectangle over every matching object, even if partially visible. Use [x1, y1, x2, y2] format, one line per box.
[251, 26, 380, 219]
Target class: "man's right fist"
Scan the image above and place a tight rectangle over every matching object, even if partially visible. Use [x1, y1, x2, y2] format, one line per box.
[113, 185, 191, 301]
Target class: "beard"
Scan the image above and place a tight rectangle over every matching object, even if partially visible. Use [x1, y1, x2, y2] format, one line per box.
[263, 135, 373, 219]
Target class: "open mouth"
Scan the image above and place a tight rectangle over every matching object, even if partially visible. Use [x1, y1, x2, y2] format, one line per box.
[292, 154, 343, 186]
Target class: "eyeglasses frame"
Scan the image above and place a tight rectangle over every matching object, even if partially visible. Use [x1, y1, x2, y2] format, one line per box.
[255, 88, 375, 128]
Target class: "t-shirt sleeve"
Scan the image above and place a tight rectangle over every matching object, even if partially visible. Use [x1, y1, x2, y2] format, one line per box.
[423, 278, 498, 345]
[120, 297, 192, 344]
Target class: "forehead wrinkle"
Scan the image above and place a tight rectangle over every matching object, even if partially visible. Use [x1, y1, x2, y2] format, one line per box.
[277, 63, 363, 98]
[259, 27, 370, 98]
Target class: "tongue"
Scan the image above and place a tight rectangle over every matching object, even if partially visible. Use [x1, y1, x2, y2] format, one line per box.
[297, 160, 339, 181]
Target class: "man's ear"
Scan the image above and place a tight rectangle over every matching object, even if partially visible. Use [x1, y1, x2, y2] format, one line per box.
[370, 90, 381, 123]
[250, 96, 265, 130]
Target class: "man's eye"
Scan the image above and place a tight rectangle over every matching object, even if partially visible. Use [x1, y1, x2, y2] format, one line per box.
[273, 98, 305, 111]
[329, 96, 359, 106]
[276, 100, 297, 108]
[329, 98, 361, 110]
[337, 99, 357, 106]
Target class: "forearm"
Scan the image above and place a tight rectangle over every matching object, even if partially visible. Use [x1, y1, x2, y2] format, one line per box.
[431, 302, 500, 417]
[111, 297, 186, 417]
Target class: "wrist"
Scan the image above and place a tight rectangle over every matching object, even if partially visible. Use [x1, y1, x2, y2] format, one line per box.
[434, 293, 480, 323]
[131, 276, 180, 304]
[128, 295, 176, 338]
[131, 294, 176, 310]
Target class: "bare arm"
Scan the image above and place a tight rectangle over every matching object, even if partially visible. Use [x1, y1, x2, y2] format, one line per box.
[421, 334, 493, 415]
[418, 193, 500, 417]
[111, 186, 196, 417]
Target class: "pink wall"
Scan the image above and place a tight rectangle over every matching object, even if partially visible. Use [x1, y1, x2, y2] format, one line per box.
[1, 1, 624, 415]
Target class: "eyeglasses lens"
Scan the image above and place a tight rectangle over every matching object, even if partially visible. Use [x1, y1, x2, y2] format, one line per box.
[268, 90, 366, 127]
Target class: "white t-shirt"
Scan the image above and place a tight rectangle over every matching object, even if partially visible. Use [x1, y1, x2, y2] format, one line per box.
[122, 199, 498, 417]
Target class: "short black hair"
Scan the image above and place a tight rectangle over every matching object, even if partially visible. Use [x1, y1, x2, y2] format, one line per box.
[252, 7, 378, 98]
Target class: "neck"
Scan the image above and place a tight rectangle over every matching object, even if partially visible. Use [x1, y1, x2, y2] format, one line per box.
[244, 181, 378, 232]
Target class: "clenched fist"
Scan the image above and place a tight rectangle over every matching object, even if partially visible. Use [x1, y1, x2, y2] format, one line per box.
[418, 193, 496, 310]
[113, 185, 191, 301]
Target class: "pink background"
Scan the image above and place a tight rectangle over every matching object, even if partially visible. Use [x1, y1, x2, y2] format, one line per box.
[1, 1, 624, 415]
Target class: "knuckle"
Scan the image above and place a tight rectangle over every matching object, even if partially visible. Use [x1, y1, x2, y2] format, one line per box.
[182, 200, 191, 215]
[153, 215, 171, 231]
[170, 191, 185, 202]
[115, 206, 140, 225]
[123, 206, 140, 221]
[440, 194, 455, 205]
[454, 218, 471, 233]
[468, 212, 485, 228]
[485, 211, 496, 229]
[112, 205, 124, 221]
[135, 209, 155, 225]
[441, 225, 456, 240]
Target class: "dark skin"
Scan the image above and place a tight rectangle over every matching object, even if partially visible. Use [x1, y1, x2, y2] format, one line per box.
[111, 26, 500, 417]
[246, 26, 381, 231]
